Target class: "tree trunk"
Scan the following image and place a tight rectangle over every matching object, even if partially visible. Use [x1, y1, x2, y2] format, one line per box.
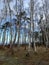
[13, 27, 17, 45]
[17, 26, 20, 49]
[10, 27, 12, 49]
[2, 29, 6, 48]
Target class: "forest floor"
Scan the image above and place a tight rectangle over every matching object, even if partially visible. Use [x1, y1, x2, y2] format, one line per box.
[0, 46, 49, 65]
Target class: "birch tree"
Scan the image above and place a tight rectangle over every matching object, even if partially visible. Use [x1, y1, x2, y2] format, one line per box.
[30, 0, 37, 52]
[39, 0, 49, 49]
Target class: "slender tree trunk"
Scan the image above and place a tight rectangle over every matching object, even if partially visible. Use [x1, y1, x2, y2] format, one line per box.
[13, 27, 17, 45]
[28, 35, 31, 51]
[30, 0, 37, 52]
[2, 29, 6, 48]
[34, 39, 36, 52]
[24, 24, 26, 44]
[17, 26, 20, 48]
[28, 24, 31, 51]
[10, 27, 12, 49]
[45, 32, 48, 50]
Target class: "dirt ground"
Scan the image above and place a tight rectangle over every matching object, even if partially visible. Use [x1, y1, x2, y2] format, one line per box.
[0, 46, 49, 65]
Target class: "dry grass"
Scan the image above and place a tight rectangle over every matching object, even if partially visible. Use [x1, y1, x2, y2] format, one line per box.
[0, 46, 49, 65]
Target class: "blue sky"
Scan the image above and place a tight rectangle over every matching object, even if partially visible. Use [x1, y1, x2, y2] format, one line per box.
[0, 0, 42, 17]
